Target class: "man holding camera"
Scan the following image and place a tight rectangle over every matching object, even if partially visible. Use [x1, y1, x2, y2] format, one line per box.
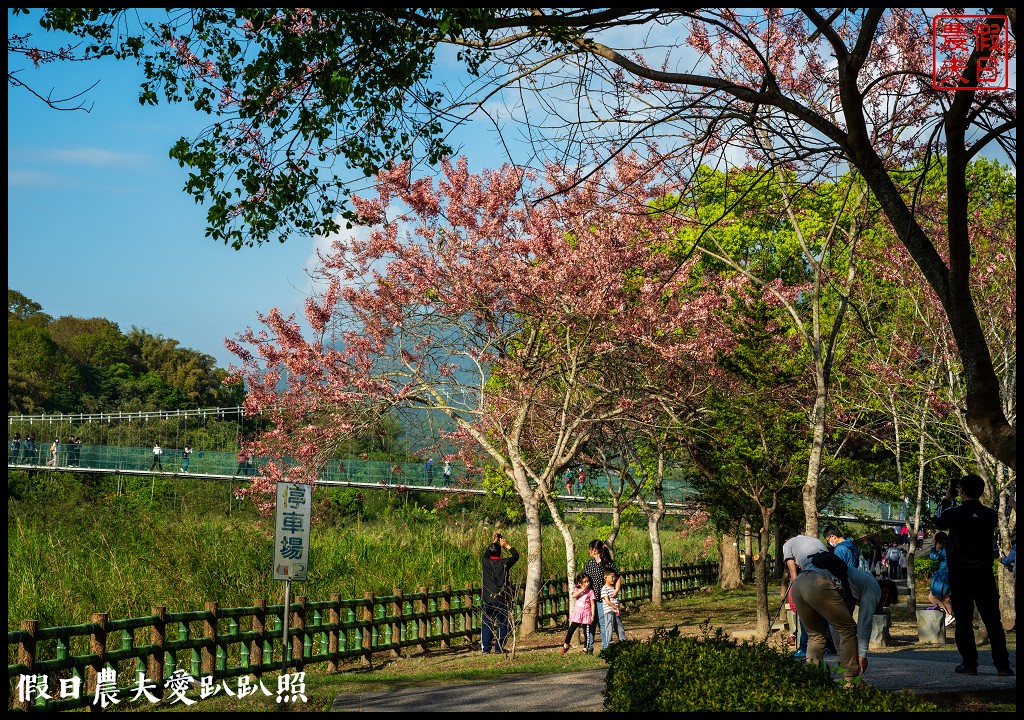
[481, 532, 519, 654]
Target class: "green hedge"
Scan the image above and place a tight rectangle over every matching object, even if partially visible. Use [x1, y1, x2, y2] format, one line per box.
[601, 626, 937, 712]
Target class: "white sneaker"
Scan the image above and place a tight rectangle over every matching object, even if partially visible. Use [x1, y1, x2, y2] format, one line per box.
[944, 614, 955, 627]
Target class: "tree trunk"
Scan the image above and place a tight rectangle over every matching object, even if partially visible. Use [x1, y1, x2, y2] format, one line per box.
[744, 519, 754, 582]
[753, 517, 773, 639]
[719, 529, 742, 590]
[802, 388, 826, 538]
[543, 487, 578, 592]
[518, 493, 544, 636]
[648, 510, 665, 606]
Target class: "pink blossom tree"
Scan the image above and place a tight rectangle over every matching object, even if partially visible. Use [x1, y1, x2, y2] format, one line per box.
[18, 8, 1015, 474]
[226, 155, 738, 634]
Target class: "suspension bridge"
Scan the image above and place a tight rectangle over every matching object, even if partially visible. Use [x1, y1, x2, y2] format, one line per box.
[7, 408, 911, 522]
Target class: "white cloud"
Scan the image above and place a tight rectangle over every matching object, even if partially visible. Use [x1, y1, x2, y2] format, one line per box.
[7, 169, 62, 187]
[45, 147, 144, 166]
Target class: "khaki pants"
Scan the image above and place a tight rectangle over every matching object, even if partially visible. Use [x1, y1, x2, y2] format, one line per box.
[791, 571, 859, 680]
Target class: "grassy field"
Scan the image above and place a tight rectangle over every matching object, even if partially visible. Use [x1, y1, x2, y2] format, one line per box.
[8, 472, 1014, 712]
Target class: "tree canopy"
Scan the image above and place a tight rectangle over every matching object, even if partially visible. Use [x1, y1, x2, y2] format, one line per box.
[10, 8, 1015, 471]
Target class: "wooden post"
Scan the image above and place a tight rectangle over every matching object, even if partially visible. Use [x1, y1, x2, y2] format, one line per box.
[252, 598, 266, 671]
[417, 587, 429, 652]
[465, 583, 475, 643]
[362, 592, 374, 666]
[202, 602, 218, 676]
[441, 585, 452, 650]
[391, 588, 403, 658]
[86, 612, 108, 713]
[327, 594, 340, 673]
[16, 620, 38, 712]
[293, 596, 306, 672]
[147, 607, 166, 699]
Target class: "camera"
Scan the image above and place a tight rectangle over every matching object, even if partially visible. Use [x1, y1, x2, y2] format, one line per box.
[495, 533, 502, 539]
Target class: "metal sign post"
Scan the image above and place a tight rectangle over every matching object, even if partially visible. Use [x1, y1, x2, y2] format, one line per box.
[273, 482, 312, 696]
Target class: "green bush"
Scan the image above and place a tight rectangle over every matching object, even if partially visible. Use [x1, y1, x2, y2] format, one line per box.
[602, 626, 937, 712]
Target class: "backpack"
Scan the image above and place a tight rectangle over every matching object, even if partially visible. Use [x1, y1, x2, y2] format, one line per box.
[886, 546, 901, 564]
[806, 550, 855, 611]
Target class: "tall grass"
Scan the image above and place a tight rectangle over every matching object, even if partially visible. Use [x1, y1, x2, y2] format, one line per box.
[7, 472, 716, 630]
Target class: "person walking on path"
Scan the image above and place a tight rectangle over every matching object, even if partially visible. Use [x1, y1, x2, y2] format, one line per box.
[927, 531, 954, 625]
[933, 473, 1014, 677]
[425, 457, 434, 486]
[564, 468, 574, 495]
[150, 443, 163, 471]
[481, 532, 519, 654]
[236, 450, 248, 476]
[601, 569, 627, 644]
[442, 459, 451, 487]
[782, 530, 859, 686]
[25, 434, 36, 464]
[180, 444, 192, 473]
[561, 573, 595, 655]
[48, 438, 60, 467]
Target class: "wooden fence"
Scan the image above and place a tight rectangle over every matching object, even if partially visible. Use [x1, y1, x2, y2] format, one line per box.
[8, 562, 717, 712]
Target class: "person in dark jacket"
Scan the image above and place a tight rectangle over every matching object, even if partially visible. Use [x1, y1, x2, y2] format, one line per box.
[481, 532, 519, 654]
[934, 473, 1013, 677]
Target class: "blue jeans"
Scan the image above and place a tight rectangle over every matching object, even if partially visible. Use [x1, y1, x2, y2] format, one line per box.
[481, 601, 510, 652]
[603, 610, 626, 643]
[590, 604, 609, 650]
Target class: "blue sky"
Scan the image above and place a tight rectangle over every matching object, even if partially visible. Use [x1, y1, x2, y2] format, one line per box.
[7, 10, 530, 372]
[7, 14, 342, 370]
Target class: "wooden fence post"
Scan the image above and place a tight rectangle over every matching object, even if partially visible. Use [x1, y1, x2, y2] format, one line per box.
[417, 587, 429, 652]
[293, 596, 306, 672]
[391, 588, 403, 658]
[361, 592, 374, 665]
[86, 612, 108, 713]
[252, 598, 266, 672]
[202, 602, 218, 676]
[16, 620, 38, 712]
[148, 607, 165, 699]
[327, 594, 340, 673]
[441, 585, 451, 650]
[465, 583, 475, 643]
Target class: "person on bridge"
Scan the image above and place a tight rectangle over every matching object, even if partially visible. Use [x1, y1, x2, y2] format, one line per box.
[933, 473, 1013, 677]
[442, 459, 451, 487]
[180, 444, 192, 473]
[481, 532, 518, 654]
[150, 443, 163, 471]
[48, 438, 60, 467]
[10, 432, 21, 465]
[425, 457, 434, 485]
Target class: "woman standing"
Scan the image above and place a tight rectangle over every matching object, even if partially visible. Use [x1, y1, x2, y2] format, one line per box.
[583, 539, 621, 652]
[928, 531, 954, 626]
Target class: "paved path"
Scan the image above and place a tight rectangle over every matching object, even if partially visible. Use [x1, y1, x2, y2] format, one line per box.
[331, 647, 1014, 711]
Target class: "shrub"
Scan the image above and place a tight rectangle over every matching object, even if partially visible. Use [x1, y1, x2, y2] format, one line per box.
[602, 626, 937, 712]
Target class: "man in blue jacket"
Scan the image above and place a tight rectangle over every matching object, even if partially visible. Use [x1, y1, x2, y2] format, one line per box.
[824, 526, 861, 570]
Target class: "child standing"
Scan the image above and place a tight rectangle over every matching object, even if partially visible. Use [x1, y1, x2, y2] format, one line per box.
[601, 569, 626, 643]
[561, 573, 595, 655]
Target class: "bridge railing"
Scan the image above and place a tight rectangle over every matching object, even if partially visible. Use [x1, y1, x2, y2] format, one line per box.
[7, 563, 718, 712]
[6, 444, 705, 504]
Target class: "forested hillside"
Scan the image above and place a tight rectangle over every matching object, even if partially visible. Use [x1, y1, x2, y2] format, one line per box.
[8, 289, 243, 414]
